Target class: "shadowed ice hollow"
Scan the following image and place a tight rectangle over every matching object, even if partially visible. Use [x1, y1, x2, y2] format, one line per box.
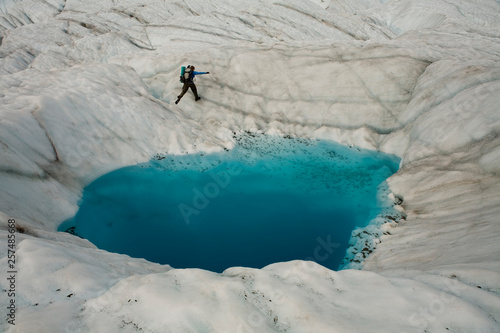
[60, 135, 400, 272]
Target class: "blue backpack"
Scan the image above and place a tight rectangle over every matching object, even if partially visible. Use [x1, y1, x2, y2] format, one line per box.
[180, 66, 192, 83]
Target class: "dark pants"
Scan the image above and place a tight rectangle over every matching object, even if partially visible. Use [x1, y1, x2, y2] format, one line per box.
[178, 82, 198, 101]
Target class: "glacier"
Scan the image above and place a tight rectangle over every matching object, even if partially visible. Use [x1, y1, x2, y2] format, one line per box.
[0, 0, 499, 332]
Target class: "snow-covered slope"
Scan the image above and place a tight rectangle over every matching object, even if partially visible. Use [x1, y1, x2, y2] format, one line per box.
[1, 0, 500, 331]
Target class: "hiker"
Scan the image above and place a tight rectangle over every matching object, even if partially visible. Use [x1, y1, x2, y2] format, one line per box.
[175, 65, 210, 104]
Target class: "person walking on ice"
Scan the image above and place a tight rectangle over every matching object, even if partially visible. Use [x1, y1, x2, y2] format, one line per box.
[175, 65, 210, 104]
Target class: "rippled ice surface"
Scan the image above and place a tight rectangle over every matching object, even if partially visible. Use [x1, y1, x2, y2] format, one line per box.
[59, 135, 400, 272]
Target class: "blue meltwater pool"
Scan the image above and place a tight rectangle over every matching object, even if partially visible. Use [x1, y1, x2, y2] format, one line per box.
[59, 135, 400, 272]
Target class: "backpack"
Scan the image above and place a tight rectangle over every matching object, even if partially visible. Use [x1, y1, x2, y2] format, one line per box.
[180, 66, 192, 83]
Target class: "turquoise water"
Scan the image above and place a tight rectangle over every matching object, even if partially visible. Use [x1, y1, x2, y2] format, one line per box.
[59, 135, 400, 272]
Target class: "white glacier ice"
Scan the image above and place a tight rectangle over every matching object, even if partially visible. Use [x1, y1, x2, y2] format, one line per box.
[0, 0, 499, 331]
